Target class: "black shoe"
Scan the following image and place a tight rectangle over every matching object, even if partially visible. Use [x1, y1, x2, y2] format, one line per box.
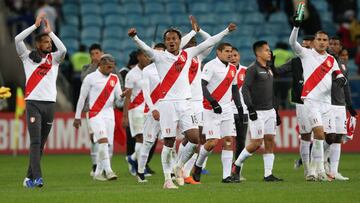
[92, 164, 97, 172]
[264, 174, 283, 182]
[231, 173, 240, 183]
[171, 173, 176, 180]
[222, 176, 233, 183]
[145, 164, 155, 174]
[192, 165, 202, 182]
[137, 173, 147, 183]
[231, 163, 241, 183]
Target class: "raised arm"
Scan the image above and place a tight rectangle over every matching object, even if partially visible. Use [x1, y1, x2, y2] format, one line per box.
[289, 27, 305, 56]
[197, 28, 213, 60]
[129, 28, 156, 60]
[180, 30, 196, 49]
[188, 23, 236, 58]
[14, 12, 46, 58]
[44, 19, 66, 63]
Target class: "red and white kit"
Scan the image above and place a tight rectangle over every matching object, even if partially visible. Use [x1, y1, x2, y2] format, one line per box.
[202, 58, 237, 139]
[231, 65, 248, 115]
[75, 70, 122, 144]
[141, 63, 162, 142]
[125, 65, 145, 136]
[132, 28, 230, 138]
[289, 27, 343, 129]
[15, 25, 66, 102]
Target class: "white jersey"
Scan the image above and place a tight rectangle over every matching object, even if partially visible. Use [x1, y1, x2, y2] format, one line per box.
[75, 69, 122, 119]
[202, 57, 237, 109]
[132, 28, 230, 101]
[15, 25, 66, 102]
[189, 29, 212, 101]
[232, 65, 248, 114]
[125, 65, 145, 110]
[289, 27, 343, 103]
[142, 63, 161, 113]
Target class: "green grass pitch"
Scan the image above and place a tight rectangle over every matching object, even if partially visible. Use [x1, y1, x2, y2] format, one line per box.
[1, 153, 359, 203]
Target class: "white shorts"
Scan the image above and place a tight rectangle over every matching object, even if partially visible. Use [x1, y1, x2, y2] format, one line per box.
[128, 107, 145, 137]
[203, 106, 236, 140]
[143, 114, 161, 143]
[331, 105, 347, 134]
[158, 100, 197, 138]
[89, 116, 115, 145]
[249, 108, 276, 139]
[191, 100, 204, 127]
[303, 99, 335, 133]
[295, 104, 312, 134]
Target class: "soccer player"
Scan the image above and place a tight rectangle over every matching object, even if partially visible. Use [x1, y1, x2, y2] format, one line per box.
[122, 49, 151, 176]
[233, 41, 283, 182]
[289, 16, 347, 181]
[128, 22, 236, 189]
[192, 42, 242, 183]
[16, 12, 67, 188]
[230, 47, 248, 182]
[74, 54, 121, 181]
[271, 36, 315, 179]
[80, 43, 104, 177]
[136, 43, 166, 182]
[327, 38, 357, 180]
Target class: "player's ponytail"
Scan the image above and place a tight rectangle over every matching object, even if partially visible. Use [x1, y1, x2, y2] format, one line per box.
[29, 50, 42, 63]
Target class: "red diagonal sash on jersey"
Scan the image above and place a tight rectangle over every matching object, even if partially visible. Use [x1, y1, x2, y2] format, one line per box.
[159, 50, 188, 98]
[301, 56, 334, 98]
[144, 84, 162, 113]
[203, 64, 237, 110]
[128, 90, 144, 110]
[237, 68, 246, 89]
[25, 54, 53, 98]
[89, 74, 118, 118]
[188, 57, 199, 85]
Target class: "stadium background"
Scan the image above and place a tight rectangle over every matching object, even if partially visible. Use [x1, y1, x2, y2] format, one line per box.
[0, 0, 359, 154]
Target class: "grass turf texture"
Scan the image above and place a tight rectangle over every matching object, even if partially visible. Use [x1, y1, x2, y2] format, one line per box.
[1, 153, 359, 203]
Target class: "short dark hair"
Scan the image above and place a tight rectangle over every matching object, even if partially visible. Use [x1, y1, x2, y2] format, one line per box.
[100, 54, 115, 64]
[154, 43, 166, 50]
[163, 28, 182, 41]
[253, 40, 268, 56]
[303, 35, 314, 41]
[315, 30, 328, 38]
[232, 47, 238, 52]
[35, 33, 49, 42]
[330, 36, 340, 41]
[216, 42, 232, 51]
[135, 49, 145, 57]
[127, 50, 138, 67]
[89, 43, 102, 53]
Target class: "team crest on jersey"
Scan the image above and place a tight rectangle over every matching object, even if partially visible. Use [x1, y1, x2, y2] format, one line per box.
[230, 70, 235, 77]
[239, 73, 245, 81]
[30, 117, 36, 123]
[110, 79, 115, 87]
[192, 58, 198, 64]
[326, 60, 332, 67]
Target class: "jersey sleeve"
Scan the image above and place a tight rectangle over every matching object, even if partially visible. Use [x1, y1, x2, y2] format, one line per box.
[332, 59, 344, 78]
[132, 35, 160, 61]
[187, 27, 229, 58]
[180, 30, 196, 49]
[201, 62, 213, 82]
[114, 76, 123, 101]
[124, 71, 134, 89]
[14, 24, 37, 60]
[289, 27, 306, 57]
[49, 32, 67, 64]
[75, 76, 91, 119]
[197, 29, 213, 61]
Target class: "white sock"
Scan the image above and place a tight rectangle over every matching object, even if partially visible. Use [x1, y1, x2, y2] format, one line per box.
[94, 151, 103, 175]
[131, 142, 142, 161]
[138, 141, 153, 174]
[203, 157, 208, 169]
[263, 153, 275, 177]
[90, 143, 98, 165]
[195, 145, 211, 168]
[183, 153, 198, 178]
[330, 143, 341, 175]
[177, 142, 196, 168]
[161, 145, 173, 180]
[323, 140, 331, 161]
[221, 150, 233, 179]
[98, 143, 112, 174]
[108, 144, 113, 160]
[310, 139, 325, 174]
[300, 140, 311, 175]
[170, 144, 177, 169]
[234, 148, 252, 166]
[177, 142, 185, 162]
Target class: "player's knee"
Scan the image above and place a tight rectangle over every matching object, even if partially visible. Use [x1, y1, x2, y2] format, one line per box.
[98, 137, 108, 144]
[334, 134, 343, 143]
[187, 134, 199, 144]
[206, 139, 218, 149]
[164, 137, 175, 148]
[135, 134, 143, 143]
[325, 133, 336, 144]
